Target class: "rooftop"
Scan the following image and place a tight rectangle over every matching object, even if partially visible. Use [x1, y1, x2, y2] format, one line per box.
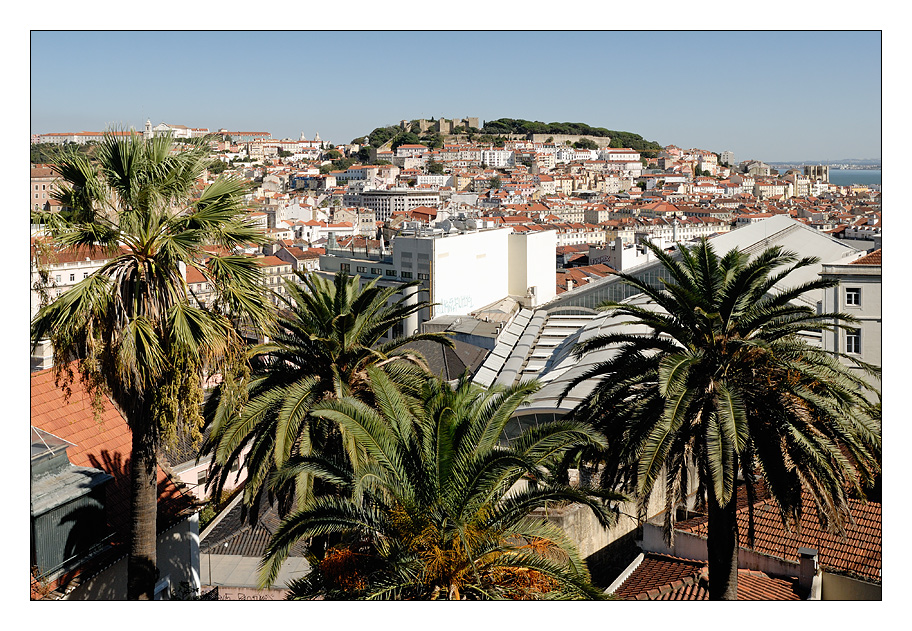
[611, 553, 803, 601]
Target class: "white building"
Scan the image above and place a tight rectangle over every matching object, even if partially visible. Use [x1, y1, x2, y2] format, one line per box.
[345, 189, 441, 223]
[819, 248, 882, 388]
[481, 150, 515, 168]
[318, 226, 556, 338]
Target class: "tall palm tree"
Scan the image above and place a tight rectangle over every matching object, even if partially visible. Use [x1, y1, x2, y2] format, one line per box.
[560, 238, 881, 600]
[30, 132, 273, 599]
[201, 271, 453, 524]
[260, 370, 623, 600]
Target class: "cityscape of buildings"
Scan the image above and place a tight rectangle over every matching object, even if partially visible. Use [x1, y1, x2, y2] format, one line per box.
[29, 117, 882, 602]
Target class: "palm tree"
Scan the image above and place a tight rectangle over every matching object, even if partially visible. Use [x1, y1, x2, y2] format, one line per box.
[30, 132, 273, 599]
[201, 271, 453, 525]
[260, 370, 623, 600]
[561, 238, 881, 600]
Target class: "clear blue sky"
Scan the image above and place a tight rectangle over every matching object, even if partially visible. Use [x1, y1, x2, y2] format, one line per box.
[30, 31, 881, 163]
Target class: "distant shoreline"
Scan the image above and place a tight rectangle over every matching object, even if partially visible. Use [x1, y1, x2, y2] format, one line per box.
[768, 164, 881, 170]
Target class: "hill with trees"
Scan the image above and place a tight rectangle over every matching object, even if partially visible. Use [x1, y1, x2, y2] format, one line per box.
[479, 118, 663, 153]
[353, 119, 663, 154]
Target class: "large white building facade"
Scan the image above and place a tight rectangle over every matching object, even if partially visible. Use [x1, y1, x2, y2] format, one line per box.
[318, 225, 556, 339]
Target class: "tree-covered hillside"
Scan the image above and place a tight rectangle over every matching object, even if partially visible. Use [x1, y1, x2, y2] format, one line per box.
[353, 119, 664, 154]
[479, 119, 663, 152]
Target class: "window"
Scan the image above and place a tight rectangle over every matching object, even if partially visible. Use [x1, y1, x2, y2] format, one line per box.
[846, 328, 861, 354]
[845, 287, 861, 307]
[371, 267, 382, 275]
[69, 274, 75, 282]
[418, 273, 430, 280]
[54, 274, 61, 284]
[197, 470, 208, 487]
[83, 272, 88, 279]
[340, 263, 350, 272]
[356, 266, 367, 273]
[385, 269, 397, 277]
[401, 271, 413, 279]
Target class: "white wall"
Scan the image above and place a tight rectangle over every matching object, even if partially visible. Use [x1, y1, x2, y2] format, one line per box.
[508, 230, 557, 306]
[395, 228, 511, 318]
[65, 514, 200, 600]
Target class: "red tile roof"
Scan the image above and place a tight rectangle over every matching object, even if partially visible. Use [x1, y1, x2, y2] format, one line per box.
[31, 367, 198, 538]
[851, 249, 881, 265]
[31, 366, 199, 595]
[676, 485, 881, 583]
[614, 553, 802, 601]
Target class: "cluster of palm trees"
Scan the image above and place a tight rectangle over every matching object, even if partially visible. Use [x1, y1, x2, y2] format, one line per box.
[31, 132, 880, 601]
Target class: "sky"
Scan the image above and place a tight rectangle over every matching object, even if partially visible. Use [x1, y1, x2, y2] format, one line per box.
[30, 30, 882, 164]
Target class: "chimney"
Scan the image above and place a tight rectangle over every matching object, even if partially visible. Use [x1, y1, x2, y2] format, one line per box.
[797, 547, 821, 599]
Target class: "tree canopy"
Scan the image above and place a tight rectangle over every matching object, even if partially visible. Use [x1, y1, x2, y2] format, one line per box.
[561, 238, 881, 599]
[31, 132, 273, 598]
[260, 373, 621, 600]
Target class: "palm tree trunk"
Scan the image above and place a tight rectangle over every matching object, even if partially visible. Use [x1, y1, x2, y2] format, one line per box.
[706, 486, 739, 600]
[127, 425, 159, 600]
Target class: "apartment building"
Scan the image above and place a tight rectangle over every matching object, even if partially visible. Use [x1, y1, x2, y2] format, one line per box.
[345, 189, 441, 222]
[31, 165, 58, 211]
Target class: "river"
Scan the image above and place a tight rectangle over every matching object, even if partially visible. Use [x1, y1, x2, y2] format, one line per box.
[827, 169, 881, 187]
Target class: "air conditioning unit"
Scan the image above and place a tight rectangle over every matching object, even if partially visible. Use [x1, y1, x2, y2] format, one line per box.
[526, 286, 537, 297]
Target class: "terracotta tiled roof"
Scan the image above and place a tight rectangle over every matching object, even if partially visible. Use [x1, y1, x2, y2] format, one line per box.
[851, 249, 881, 265]
[614, 553, 802, 600]
[676, 485, 881, 583]
[31, 366, 200, 596]
[613, 553, 704, 599]
[185, 265, 207, 284]
[31, 367, 198, 542]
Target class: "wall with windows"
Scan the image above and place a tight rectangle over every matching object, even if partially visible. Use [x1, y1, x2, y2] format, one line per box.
[820, 255, 882, 388]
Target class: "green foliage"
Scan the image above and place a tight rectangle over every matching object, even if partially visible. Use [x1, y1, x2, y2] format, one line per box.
[488, 175, 502, 190]
[277, 149, 293, 158]
[573, 138, 598, 150]
[320, 157, 357, 174]
[324, 149, 342, 160]
[356, 146, 373, 163]
[420, 132, 444, 149]
[208, 159, 228, 174]
[426, 160, 445, 175]
[391, 132, 421, 151]
[563, 239, 881, 599]
[260, 374, 621, 600]
[30, 132, 275, 599]
[477, 119, 663, 153]
[31, 142, 95, 165]
[367, 126, 400, 148]
[201, 271, 453, 519]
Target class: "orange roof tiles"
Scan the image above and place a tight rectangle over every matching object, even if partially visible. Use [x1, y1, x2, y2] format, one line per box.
[614, 553, 802, 601]
[676, 485, 881, 583]
[31, 367, 198, 548]
[851, 249, 881, 265]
